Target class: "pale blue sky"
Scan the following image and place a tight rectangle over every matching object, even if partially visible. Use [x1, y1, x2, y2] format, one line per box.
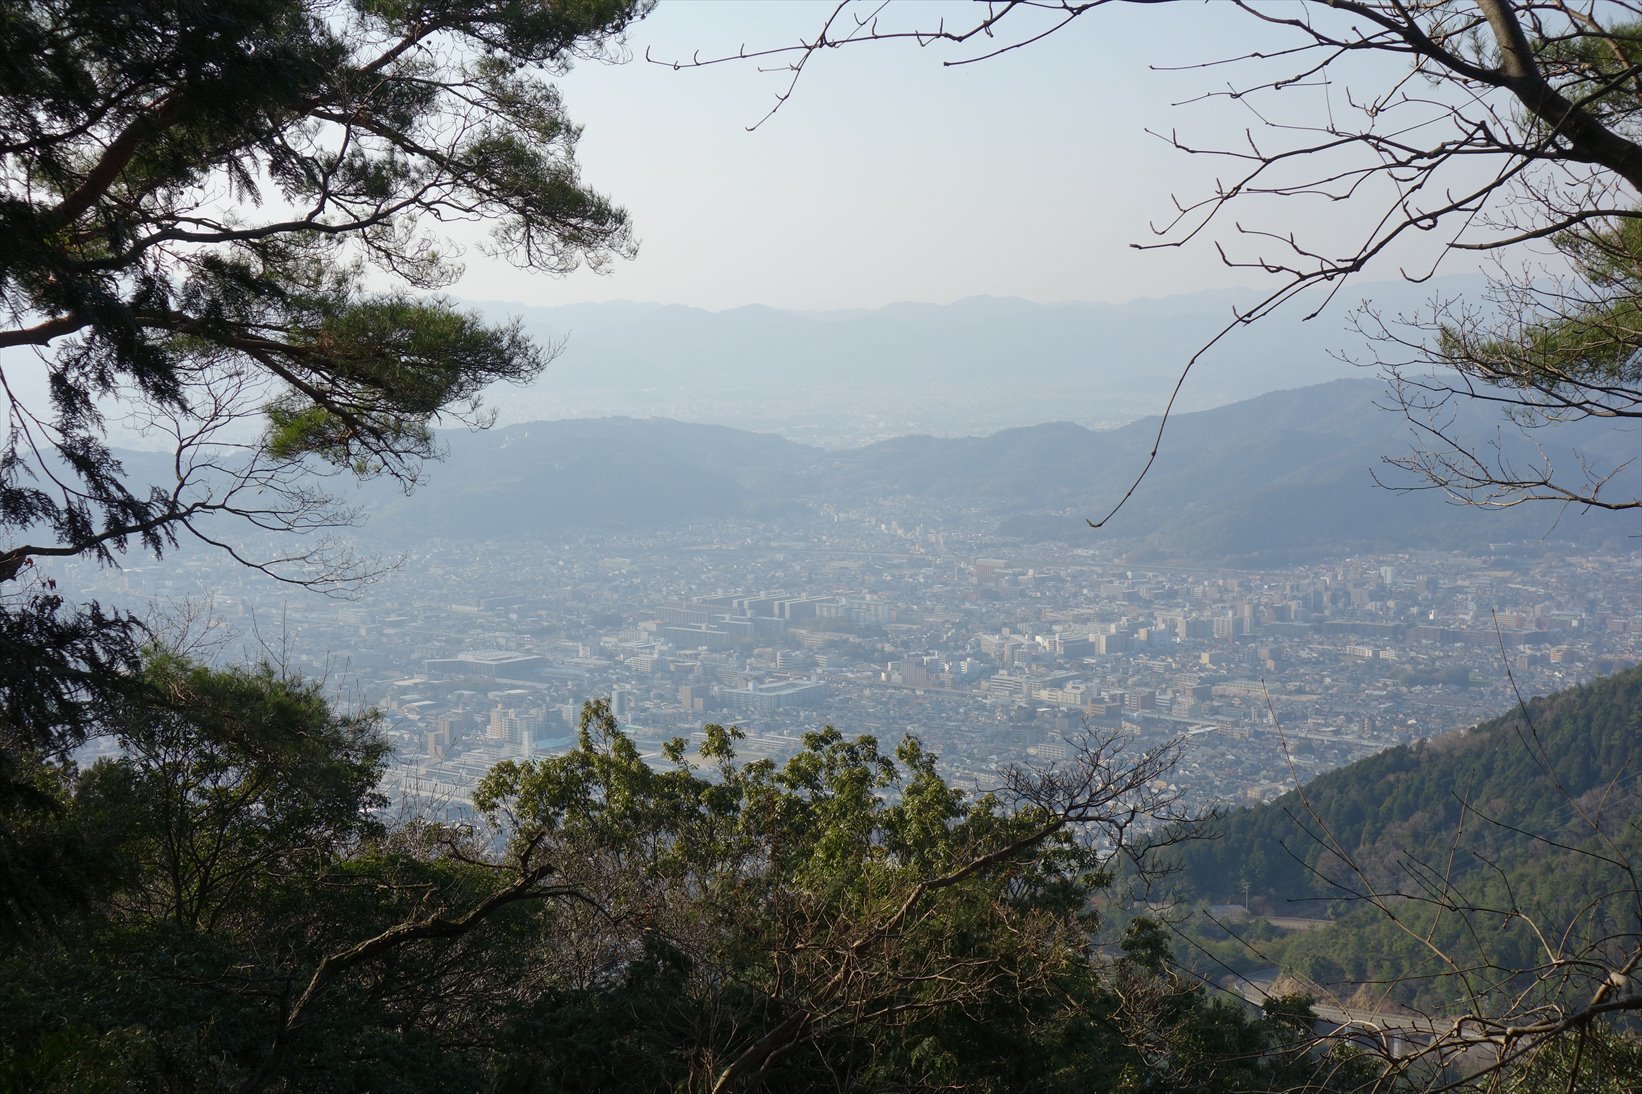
[452, 1, 1488, 312]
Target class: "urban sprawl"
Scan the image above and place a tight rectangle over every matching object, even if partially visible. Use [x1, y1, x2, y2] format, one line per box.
[59, 504, 1641, 815]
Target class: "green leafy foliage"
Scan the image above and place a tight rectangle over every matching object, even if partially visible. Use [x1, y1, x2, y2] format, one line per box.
[470, 702, 1367, 1093]
[0, 0, 647, 781]
[473, 703, 1111, 1091]
[0, 654, 393, 1089]
[79, 653, 389, 931]
[1434, 208, 1642, 404]
[1, 0, 637, 558]
[1164, 664, 1642, 1080]
[1, 680, 1382, 1092]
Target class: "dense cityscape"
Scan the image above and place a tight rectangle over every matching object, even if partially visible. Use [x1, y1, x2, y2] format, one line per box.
[11, 2, 1642, 1087]
[59, 498, 1641, 816]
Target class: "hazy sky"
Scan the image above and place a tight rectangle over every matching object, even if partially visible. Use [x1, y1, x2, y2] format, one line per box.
[452, 1, 1486, 313]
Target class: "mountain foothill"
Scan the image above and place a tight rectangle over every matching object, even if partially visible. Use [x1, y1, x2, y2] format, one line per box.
[345, 377, 1637, 565]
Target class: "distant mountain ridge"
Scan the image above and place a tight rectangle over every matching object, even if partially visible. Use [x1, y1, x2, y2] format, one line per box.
[359, 377, 1638, 562]
[466, 278, 1492, 445]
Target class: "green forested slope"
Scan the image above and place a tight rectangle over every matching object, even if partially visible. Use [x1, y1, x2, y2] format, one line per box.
[1171, 664, 1642, 1012]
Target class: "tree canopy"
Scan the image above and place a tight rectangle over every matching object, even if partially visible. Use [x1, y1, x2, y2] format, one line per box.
[2, 683, 1377, 1093]
[0, 0, 646, 763]
[0, 0, 642, 581]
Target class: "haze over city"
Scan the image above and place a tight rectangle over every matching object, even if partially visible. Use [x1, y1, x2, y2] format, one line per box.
[4, 3, 1640, 1090]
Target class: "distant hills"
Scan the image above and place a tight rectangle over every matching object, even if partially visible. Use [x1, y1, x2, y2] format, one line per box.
[365, 417, 813, 539]
[466, 279, 1488, 444]
[361, 377, 1638, 563]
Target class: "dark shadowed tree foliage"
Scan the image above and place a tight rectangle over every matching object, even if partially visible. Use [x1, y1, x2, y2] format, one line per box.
[0, 0, 646, 931]
[0, 654, 394, 1090]
[78, 653, 390, 933]
[1162, 664, 1642, 1090]
[0, 689, 1380, 1092]
[0, 654, 581, 1093]
[468, 702, 1375, 1094]
[0, 0, 646, 753]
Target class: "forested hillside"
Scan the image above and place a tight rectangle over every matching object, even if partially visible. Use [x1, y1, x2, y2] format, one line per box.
[1170, 665, 1642, 1016]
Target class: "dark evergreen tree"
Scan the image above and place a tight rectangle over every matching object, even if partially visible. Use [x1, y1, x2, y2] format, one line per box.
[0, 0, 647, 930]
[0, 0, 645, 745]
